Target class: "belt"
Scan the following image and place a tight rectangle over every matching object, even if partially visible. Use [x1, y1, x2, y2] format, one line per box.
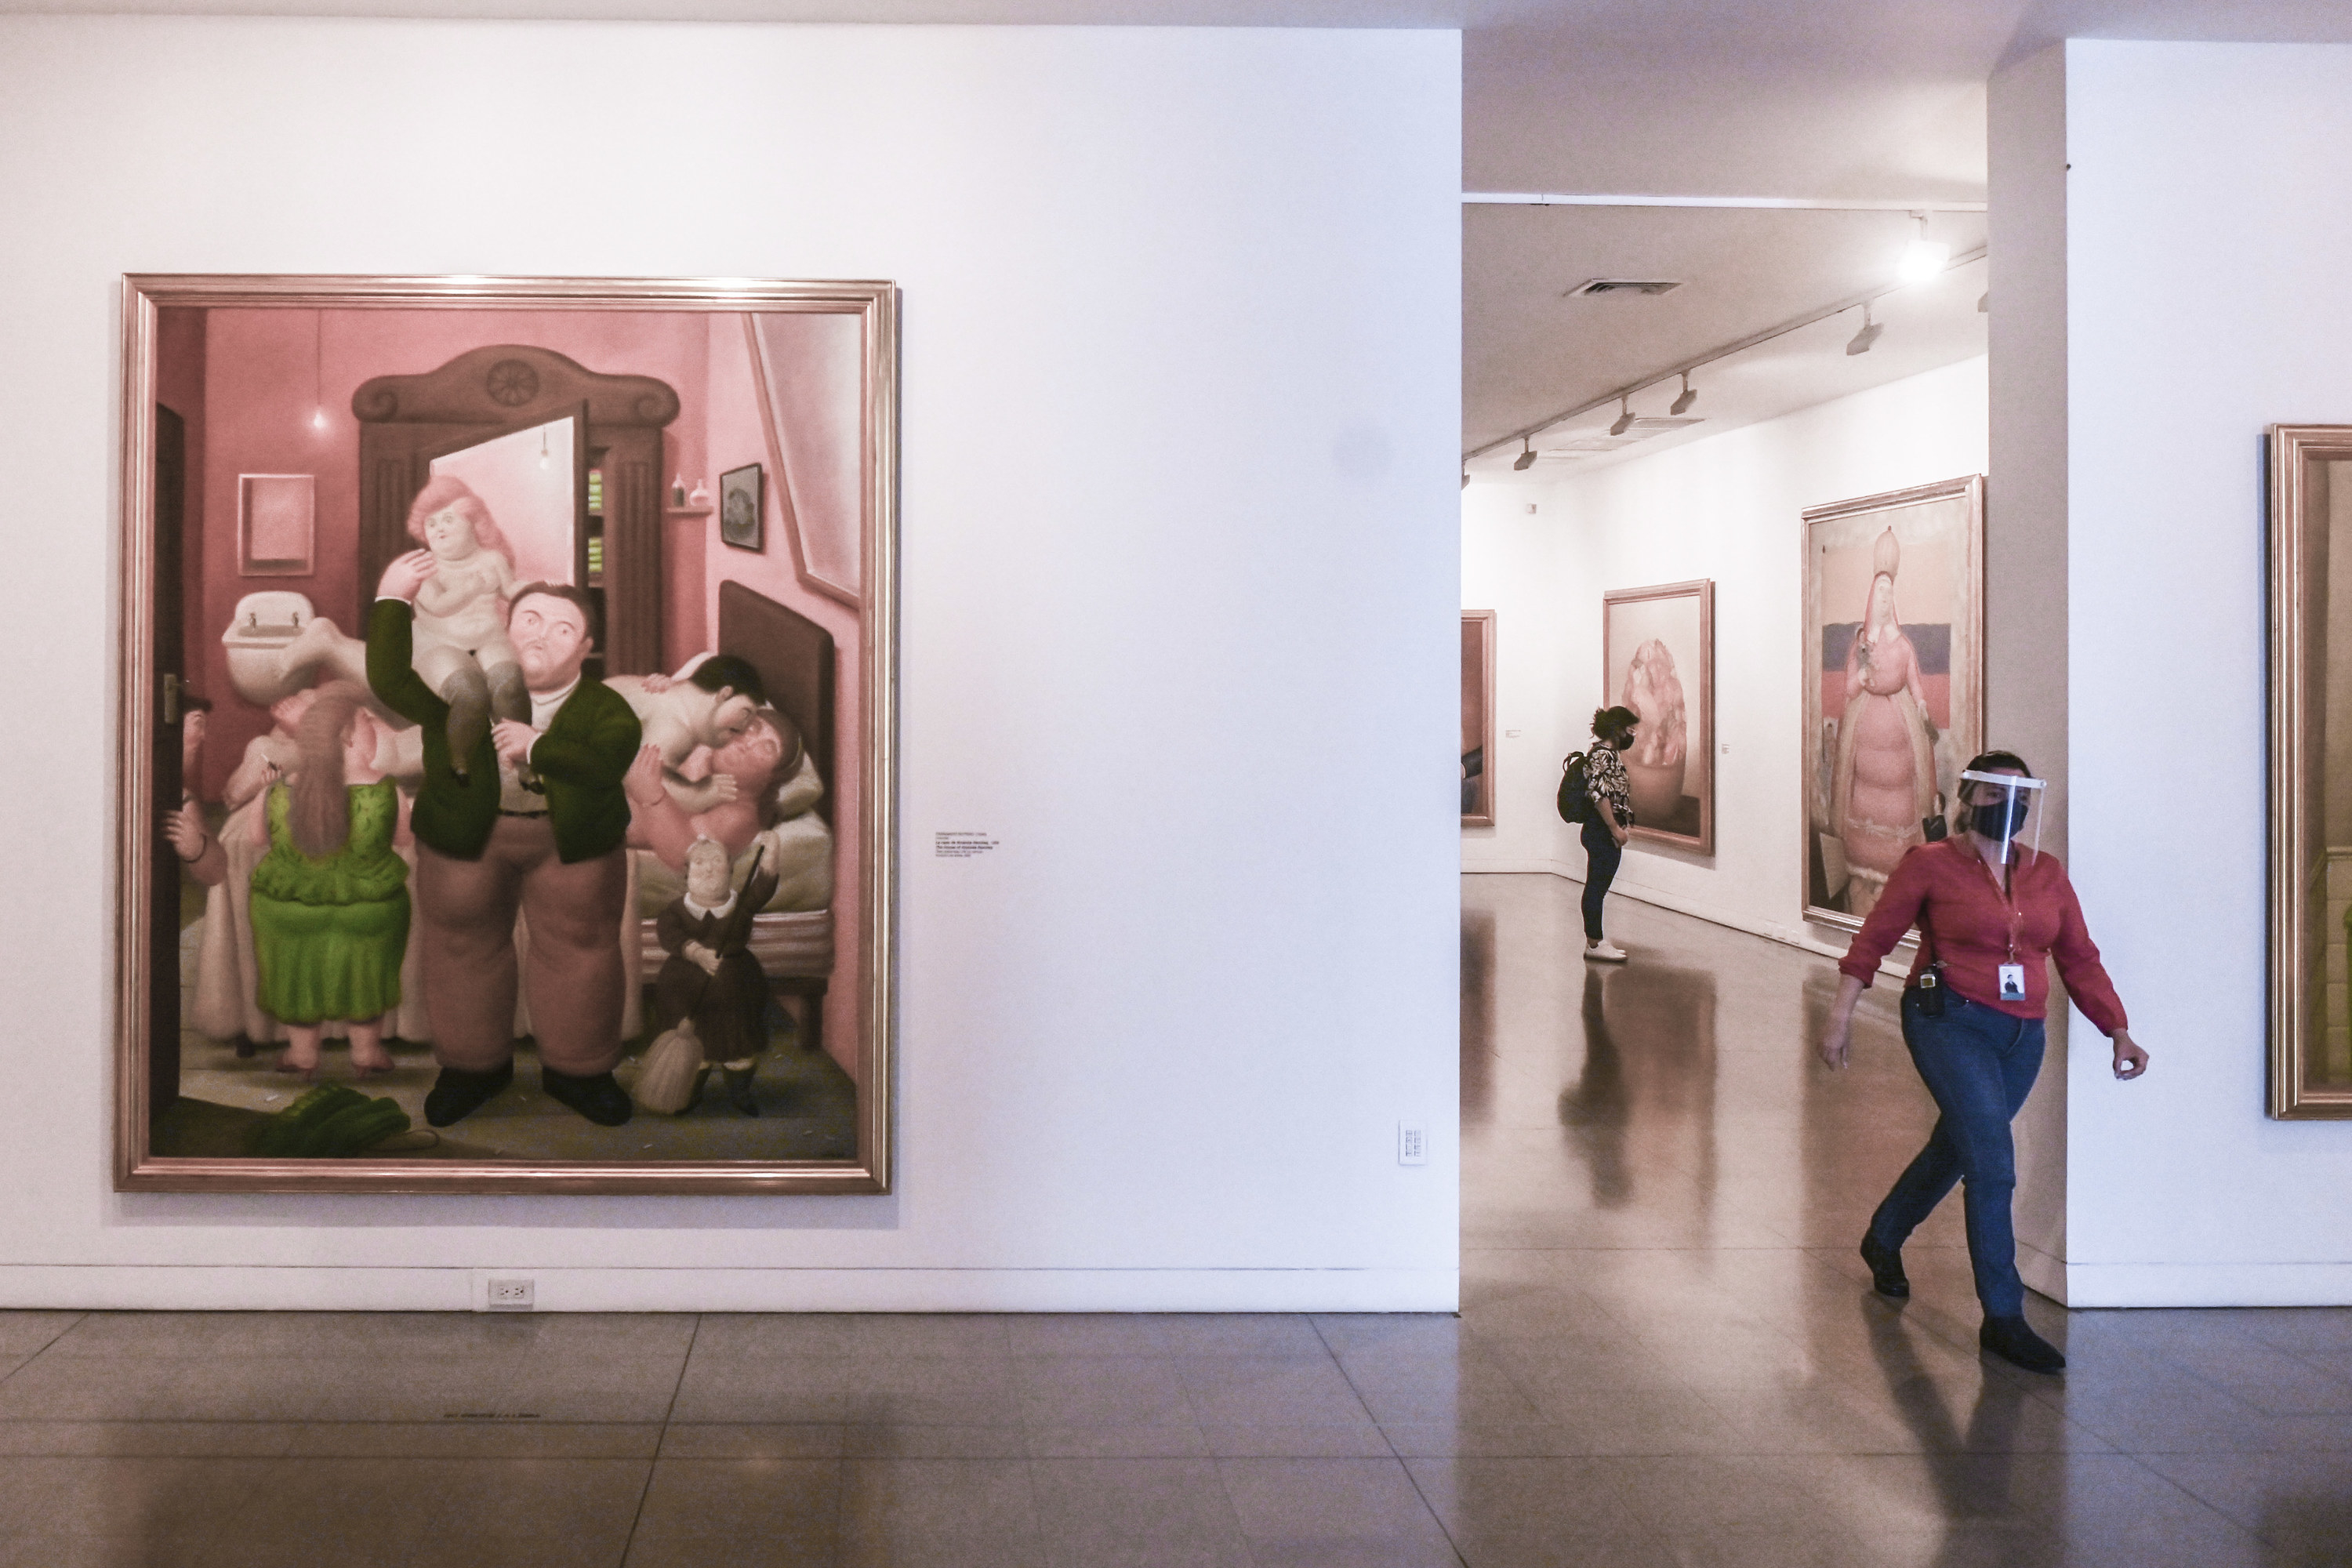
[498, 808, 550, 818]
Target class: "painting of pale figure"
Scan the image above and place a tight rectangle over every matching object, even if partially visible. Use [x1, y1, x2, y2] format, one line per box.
[1802, 477, 1984, 927]
[1601, 579, 1712, 852]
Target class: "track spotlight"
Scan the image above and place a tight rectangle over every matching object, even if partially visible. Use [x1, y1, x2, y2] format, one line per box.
[1608, 397, 1635, 437]
[1669, 372, 1696, 416]
[1897, 212, 1951, 285]
[1512, 437, 1537, 472]
[1846, 303, 1883, 357]
[1461, 469, 1472, 489]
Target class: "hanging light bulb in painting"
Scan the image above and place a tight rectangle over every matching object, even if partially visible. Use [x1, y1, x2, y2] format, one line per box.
[310, 309, 328, 432]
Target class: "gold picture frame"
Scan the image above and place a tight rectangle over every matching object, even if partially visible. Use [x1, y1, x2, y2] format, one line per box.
[2266, 425, 2352, 1118]
[117, 274, 898, 1192]
[1801, 476, 1984, 932]
[1461, 610, 1496, 827]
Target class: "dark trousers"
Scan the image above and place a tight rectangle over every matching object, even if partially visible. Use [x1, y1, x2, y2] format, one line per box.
[416, 820, 629, 1078]
[1867, 993, 2048, 1317]
[1580, 818, 1622, 942]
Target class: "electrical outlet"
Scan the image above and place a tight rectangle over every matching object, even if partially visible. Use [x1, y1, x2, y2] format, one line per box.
[486, 1277, 535, 1312]
[1397, 1122, 1428, 1167]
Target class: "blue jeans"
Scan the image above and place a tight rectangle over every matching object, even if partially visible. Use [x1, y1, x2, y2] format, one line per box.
[1866, 992, 2047, 1317]
[1580, 818, 1621, 942]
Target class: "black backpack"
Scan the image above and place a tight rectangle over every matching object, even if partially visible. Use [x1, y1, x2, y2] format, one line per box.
[1556, 751, 1594, 825]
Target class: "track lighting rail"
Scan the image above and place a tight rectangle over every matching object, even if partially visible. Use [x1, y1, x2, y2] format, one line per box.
[1464, 192, 1987, 212]
[1464, 245, 1986, 466]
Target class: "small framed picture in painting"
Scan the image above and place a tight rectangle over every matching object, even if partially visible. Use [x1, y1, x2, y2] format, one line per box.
[720, 461, 764, 552]
[1461, 611, 1496, 826]
[1601, 580, 1713, 854]
[1800, 475, 1984, 931]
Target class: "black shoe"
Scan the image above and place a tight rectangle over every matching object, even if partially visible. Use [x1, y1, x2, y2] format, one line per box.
[721, 1065, 760, 1117]
[543, 1068, 633, 1127]
[1980, 1315, 2066, 1374]
[1859, 1236, 1911, 1298]
[424, 1062, 514, 1127]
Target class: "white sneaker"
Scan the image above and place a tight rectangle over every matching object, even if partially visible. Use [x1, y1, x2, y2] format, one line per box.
[1584, 942, 1629, 963]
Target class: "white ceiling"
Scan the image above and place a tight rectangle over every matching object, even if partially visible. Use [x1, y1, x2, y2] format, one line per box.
[25, 0, 2352, 466]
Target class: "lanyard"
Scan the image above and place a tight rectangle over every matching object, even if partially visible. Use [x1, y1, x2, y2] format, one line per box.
[1961, 841, 2027, 962]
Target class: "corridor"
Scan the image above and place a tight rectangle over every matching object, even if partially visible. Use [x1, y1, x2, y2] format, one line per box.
[0, 880, 2343, 1565]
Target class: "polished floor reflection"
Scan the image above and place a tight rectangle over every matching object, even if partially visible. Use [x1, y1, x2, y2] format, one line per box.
[1, 877, 2346, 1565]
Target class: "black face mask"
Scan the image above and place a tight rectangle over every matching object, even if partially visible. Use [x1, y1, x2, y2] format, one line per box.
[1970, 798, 2031, 839]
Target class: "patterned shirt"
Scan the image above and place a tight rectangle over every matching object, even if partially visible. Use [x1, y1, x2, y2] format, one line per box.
[1584, 742, 1632, 827]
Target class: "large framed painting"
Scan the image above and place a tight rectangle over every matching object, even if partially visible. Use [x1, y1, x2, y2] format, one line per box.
[1802, 475, 1984, 931]
[116, 274, 898, 1192]
[1461, 610, 1496, 826]
[1602, 579, 1713, 854]
[2266, 426, 2352, 1118]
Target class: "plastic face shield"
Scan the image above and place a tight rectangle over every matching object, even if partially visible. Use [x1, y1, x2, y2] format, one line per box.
[1958, 769, 2046, 866]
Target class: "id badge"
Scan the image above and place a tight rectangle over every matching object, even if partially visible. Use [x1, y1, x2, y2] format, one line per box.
[1998, 963, 2027, 1003]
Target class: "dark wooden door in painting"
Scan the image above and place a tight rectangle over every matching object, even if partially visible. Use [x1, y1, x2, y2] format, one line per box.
[352, 346, 677, 673]
[150, 405, 187, 1117]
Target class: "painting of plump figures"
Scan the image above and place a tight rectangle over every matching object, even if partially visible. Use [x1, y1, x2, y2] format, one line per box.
[122, 278, 894, 1191]
[1600, 579, 1712, 854]
[1801, 476, 1982, 931]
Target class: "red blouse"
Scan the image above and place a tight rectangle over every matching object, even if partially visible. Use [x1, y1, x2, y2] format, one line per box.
[1840, 837, 2130, 1036]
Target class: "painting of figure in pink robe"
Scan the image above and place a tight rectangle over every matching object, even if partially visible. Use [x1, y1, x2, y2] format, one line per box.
[1801, 478, 1983, 926]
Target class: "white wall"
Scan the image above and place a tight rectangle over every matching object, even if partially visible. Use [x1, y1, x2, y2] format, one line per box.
[2021, 40, 2352, 1305]
[0, 18, 1461, 1311]
[1465, 359, 1991, 956]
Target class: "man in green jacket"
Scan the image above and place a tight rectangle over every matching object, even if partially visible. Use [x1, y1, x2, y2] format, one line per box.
[368, 550, 642, 1128]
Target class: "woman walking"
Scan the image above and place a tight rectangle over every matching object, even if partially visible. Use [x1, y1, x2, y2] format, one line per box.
[1580, 706, 1639, 963]
[1818, 751, 2147, 1373]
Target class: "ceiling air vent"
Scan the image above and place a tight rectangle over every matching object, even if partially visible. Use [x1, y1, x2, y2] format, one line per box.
[1567, 278, 1684, 299]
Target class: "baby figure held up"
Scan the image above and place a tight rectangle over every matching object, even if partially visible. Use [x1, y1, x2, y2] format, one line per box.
[403, 476, 525, 782]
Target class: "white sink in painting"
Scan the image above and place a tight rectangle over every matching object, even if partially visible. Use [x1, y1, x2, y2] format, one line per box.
[221, 590, 318, 705]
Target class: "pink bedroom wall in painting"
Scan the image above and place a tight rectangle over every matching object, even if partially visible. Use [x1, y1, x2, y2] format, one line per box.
[702, 311, 865, 1077]
[185, 308, 713, 800]
[169, 303, 866, 1079]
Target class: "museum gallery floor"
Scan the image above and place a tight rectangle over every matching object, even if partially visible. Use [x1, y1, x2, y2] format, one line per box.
[0, 884, 2339, 1564]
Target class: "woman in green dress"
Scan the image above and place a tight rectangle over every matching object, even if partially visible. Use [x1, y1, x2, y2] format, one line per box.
[245, 681, 409, 1079]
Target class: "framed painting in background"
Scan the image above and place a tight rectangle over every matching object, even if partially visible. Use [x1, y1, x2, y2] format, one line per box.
[720, 461, 764, 553]
[2264, 426, 2352, 1118]
[1601, 579, 1713, 854]
[117, 274, 898, 1193]
[1461, 610, 1495, 826]
[1801, 475, 1983, 931]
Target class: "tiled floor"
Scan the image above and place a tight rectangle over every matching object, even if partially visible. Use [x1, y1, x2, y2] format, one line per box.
[4, 876, 2348, 1564]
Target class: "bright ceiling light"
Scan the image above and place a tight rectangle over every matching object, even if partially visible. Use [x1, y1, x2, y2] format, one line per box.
[1512, 437, 1537, 471]
[1608, 397, 1635, 437]
[1897, 212, 1951, 285]
[1846, 303, 1882, 356]
[1669, 372, 1696, 416]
